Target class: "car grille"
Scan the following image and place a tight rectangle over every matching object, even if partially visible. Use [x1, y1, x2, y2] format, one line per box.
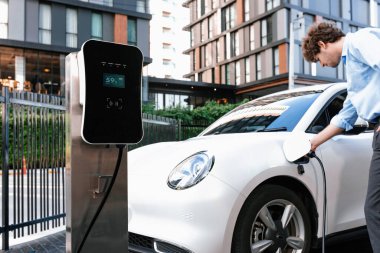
[129, 232, 153, 249]
[128, 232, 192, 253]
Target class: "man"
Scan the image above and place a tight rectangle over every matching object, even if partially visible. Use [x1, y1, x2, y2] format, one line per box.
[302, 21, 380, 252]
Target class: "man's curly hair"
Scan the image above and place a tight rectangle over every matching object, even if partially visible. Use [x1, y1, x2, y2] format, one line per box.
[302, 22, 345, 62]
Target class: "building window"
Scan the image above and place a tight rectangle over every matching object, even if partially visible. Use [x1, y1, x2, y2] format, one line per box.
[150, 93, 191, 109]
[208, 16, 213, 39]
[212, 0, 217, 9]
[225, 64, 231, 84]
[216, 38, 221, 62]
[128, 18, 137, 46]
[201, 45, 206, 68]
[162, 11, 171, 17]
[191, 51, 196, 71]
[163, 58, 171, 66]
[163, 43, 173, 55]
[190, 27, 194, 47]
[136, 0, 146, 13]
[198, 72, 202, 82]
[273, 47, 279, 75]
[352, 0, 369, 25]
[221, 4, 235, 32]
[163, 27, 171, 35]
[85, 0, 113, 7]
[154, 93, 164, 109]
[0, 46, 65, 94]
[256, 54, 262, 80]
[266, 0, 280, 11]
[250, 24, 255, 50]
[235, 61, 241, 85]
[261, 16, 272, 46]
[342, 0, 351, 20]
[66, 8, 78, 48]
[201, 20, 206, 42]
[350, 25, 358, 32]
[245, 57, 250, 83]
[91, 13, 103, 39]
[39, 3, 51, 45]
[0, 0, 8, 39]
[231, 31, 239, 57]
[330, 0, 341, 17]
[198, 0, 206, 17]
[244, 0, 249, 21]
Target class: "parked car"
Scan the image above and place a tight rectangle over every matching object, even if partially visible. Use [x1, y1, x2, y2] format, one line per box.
[128, 82, 372, 253]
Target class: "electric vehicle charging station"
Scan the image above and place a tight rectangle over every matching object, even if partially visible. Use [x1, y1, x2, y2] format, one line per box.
[65, 40, 143, 252]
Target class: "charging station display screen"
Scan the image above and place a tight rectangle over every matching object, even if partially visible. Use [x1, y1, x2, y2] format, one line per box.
[103, 73, 125, 88]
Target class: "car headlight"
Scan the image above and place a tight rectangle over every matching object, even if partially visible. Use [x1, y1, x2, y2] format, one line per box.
[167, 151, 215, 190]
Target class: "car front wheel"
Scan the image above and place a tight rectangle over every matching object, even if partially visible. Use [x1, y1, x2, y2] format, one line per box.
[232, 184, 312, 253]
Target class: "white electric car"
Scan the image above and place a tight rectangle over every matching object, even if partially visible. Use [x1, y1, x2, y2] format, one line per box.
[128, 83, 372, 253]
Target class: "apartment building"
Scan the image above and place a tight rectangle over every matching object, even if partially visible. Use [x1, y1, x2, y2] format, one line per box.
[0, 0, 151, 95]
[183, 0, 380, 100]
[148, 0, 190, 80]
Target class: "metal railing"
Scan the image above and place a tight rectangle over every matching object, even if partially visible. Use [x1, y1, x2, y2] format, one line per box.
[178, 120, 210, 141]
[0, 88, 208, 250]
[0, 89, 66, 250]
[129, 113, 178, 150]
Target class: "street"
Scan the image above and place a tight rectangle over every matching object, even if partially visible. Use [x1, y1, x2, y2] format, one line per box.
[312, 235, 373, 253]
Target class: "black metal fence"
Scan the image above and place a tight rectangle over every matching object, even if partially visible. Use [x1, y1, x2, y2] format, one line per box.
[178, 120, 210, 141]
[0, 89, 66, 250]
[129, 113, 178, 150]
[0, 88, 209, 250]
[129, 116, 210, 150]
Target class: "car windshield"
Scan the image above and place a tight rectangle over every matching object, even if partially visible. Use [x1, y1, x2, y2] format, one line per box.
[202, 90, 322, 136]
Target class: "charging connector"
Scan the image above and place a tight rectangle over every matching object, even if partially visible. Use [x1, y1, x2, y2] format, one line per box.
[307, 151, 327, 253]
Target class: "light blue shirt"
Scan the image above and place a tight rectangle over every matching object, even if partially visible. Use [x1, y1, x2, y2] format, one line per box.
[331, 28, 380, 131]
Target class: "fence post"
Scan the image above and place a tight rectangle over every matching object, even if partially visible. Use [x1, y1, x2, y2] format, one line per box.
[1, 88, 10, 250]
[178, 119, 182, 141]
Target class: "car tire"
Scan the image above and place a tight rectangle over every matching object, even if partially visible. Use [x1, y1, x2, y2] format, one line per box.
[231, 184, 312, 253]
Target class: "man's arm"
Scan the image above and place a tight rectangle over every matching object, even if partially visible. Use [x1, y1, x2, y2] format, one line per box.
[310, 124, 344, 151]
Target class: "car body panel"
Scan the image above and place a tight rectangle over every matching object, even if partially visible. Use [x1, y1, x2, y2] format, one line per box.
[128, 82, 372, 252]
[320, 132, 371, 232]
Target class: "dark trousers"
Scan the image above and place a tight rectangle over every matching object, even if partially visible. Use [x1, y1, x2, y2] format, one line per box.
[365, 125, 380, 253]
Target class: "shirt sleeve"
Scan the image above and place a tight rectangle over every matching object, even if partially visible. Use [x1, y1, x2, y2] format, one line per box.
[330, 93, 358, 131]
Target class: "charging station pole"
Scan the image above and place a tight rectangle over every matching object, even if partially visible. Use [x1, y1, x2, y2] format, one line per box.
[65, 40, 143, 252]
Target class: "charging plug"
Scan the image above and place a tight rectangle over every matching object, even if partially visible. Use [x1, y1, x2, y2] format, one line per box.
[297, 164, 305, 175]
[307, 151, 316, 158]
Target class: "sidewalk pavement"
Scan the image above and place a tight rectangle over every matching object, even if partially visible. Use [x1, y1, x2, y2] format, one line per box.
[3, 231, 65, 253]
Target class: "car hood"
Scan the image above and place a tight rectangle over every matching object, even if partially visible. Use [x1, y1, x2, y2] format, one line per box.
[128, 132, 290, 179]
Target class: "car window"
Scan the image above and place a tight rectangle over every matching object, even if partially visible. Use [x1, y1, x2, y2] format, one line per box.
[307, 91, 373, 133]
[202, 91, 321, 136]
[307, 92, 346, 134]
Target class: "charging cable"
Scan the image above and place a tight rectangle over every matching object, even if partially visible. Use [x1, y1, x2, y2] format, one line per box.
[307, 151, 327, 253]
[77, 145, 126, 253]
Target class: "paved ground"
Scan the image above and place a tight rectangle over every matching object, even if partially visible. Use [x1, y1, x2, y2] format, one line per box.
[2, 231, 65, 253]
[2, 231, 374, 253]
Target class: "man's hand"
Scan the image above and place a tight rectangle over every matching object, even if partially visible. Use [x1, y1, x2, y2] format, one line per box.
[310, 124, 344, 151]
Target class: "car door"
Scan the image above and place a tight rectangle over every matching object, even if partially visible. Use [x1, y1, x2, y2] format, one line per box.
[307, 91, 373, 234]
